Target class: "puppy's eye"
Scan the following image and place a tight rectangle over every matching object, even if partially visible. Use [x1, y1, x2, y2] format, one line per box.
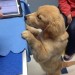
[37, 15, 41, 20]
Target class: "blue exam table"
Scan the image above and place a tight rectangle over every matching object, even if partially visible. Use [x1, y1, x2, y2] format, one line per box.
[0, 0, 31, 75]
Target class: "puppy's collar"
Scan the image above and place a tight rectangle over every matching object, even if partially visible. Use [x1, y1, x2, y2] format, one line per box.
[66, 24, 69, 30]
[43, 25, 50, 32]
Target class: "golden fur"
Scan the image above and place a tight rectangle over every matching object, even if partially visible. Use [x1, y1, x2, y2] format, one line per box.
[22, 5, 75, 75]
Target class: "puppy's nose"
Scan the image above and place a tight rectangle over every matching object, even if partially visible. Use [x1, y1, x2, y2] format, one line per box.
[24, 16, 27, 20]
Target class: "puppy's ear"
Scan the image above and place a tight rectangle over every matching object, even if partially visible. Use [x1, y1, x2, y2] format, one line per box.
[45, 24, 60, 39]
[44, 15, 66, 39]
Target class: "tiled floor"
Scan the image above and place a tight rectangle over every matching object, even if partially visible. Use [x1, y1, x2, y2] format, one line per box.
[27, 55, 75, 75]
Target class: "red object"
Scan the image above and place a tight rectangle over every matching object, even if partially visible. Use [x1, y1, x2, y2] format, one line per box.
[59, 0, 75, 17]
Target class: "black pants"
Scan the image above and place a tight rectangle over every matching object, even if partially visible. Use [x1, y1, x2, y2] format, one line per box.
[64, 16, 75, 56]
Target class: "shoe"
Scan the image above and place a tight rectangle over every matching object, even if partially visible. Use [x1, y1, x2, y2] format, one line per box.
[63, 54, 74, 61]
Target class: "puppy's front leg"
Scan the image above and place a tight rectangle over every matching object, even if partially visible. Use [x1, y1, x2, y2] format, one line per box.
[22, 30, 37, 42]
[27, 25, 42, 36]
[22, 30, 49, 62]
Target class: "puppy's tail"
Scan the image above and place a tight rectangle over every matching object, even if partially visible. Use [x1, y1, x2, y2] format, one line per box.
[62, 61, 75, 68]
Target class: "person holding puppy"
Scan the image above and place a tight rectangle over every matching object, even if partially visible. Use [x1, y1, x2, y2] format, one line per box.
[59, 0, 75, 61]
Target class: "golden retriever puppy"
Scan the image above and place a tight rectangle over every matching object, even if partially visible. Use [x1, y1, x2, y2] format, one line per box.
[22, 5, 75, 75]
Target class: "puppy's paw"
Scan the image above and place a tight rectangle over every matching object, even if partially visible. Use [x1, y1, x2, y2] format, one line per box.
[22, 30, 33, 40]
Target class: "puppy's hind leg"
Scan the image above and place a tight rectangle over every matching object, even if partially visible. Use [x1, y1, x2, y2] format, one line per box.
[53, 70, 61, 75]
[47, 70, 61, 75]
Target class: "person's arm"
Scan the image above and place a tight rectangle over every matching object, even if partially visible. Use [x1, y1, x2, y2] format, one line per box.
[59, 0, 72, 24]
[0, 6, 3, 18]
[59, 0, 71, 16]
[0, 13, 3, 17]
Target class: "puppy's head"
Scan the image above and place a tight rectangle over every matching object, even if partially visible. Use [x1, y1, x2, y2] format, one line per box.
[25, 5, 65, 37]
